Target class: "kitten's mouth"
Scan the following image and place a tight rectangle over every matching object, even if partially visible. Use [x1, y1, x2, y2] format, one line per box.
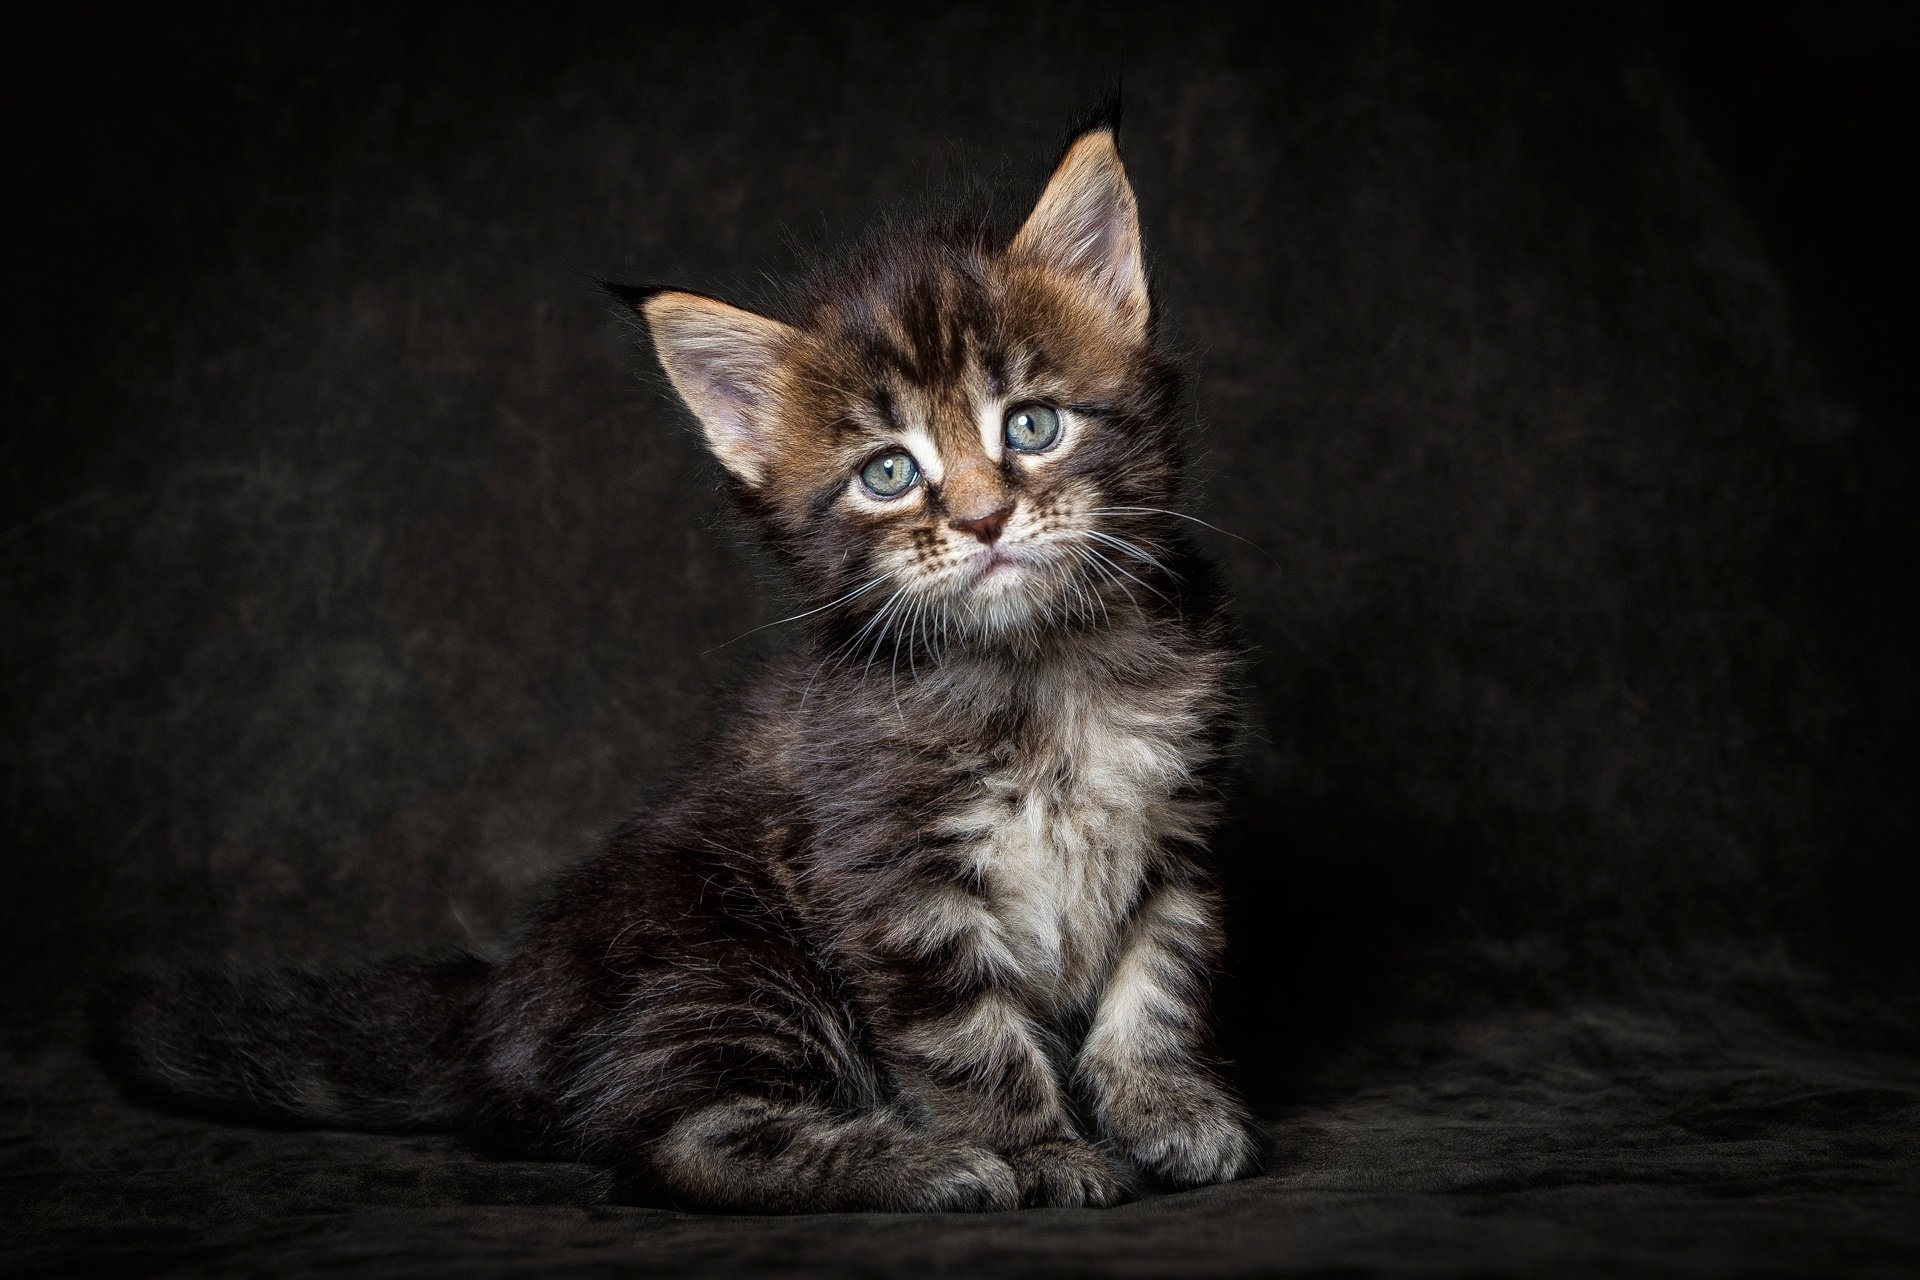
[969, 548, 1024, 588]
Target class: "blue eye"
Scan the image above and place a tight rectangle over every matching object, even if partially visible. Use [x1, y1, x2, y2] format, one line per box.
[860, 449, 920, 498]
[1003, 404, 1062, 452]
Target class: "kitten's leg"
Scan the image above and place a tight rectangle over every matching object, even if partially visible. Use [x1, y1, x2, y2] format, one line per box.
[890, 990, 1124, 1207]
[654, 1097, 1018, 1213]
[1075, 879, 1260, 1187]
[854, 868, 1123, 1207]
[551, 980, 1020, 1213]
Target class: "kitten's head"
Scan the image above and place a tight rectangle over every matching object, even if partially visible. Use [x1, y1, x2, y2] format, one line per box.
[630, 120, 1186, 653]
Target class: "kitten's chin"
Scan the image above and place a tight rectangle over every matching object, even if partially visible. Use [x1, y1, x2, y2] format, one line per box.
[970, 549, 1025, 590]
[952, 552, 1068, 640]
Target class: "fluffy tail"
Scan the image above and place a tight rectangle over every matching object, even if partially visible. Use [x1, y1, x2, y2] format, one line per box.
[102, 956, 491, 1130]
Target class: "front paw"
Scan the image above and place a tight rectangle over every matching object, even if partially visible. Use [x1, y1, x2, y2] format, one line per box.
[1102, 1075, 1260, 1188]
[1006, 1136, 1126, 1208]
[906, 1143, 1022, 1213]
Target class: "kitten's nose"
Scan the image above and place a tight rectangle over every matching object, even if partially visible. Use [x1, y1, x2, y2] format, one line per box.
[951, 504, 1014, 545]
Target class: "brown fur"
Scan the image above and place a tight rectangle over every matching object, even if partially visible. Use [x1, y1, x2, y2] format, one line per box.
[108, 117, 1259, 1214]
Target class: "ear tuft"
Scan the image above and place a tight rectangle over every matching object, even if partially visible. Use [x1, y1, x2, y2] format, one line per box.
[640, 291, 798, 487]
[1008, 126, 1149, 343]
[600, 279, 658, 309]
[1068, 86, 1123, 145]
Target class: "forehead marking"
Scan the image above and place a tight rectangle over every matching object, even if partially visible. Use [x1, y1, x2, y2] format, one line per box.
[922, 371, 997, 473]
[976, 385, 1005, 464]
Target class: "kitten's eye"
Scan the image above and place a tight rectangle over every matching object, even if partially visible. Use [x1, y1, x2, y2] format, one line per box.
[1003, 403, 1062, 453]
[859, 449, 920, 498]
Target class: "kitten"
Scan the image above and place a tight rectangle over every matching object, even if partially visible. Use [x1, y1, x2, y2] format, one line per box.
[110, 111, 1260, 1213]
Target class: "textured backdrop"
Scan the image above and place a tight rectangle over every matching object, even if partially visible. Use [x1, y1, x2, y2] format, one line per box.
[3, 2, 1915, 1274]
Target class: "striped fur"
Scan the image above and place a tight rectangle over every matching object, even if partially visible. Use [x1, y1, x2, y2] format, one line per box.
[109, 115, 1258, 1213]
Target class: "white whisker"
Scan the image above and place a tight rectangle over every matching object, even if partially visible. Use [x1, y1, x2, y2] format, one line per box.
[1080, 541, 1167, 603]
[1070, 544, 1143, 619]
[1089, 505, 1283, 570]
[704, 575, 887, 653]
[1083, 528, 1179, 581]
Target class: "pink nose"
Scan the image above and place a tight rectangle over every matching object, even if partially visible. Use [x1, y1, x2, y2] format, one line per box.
[950, 505, 1013, 545]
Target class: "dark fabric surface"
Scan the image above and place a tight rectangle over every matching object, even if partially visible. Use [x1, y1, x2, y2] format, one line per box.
[8, 1012, 1920, 1276]
[4, 2, 1916, 1275]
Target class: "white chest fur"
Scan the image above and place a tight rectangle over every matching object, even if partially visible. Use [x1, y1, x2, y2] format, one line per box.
[944, 665, 1218, 1011]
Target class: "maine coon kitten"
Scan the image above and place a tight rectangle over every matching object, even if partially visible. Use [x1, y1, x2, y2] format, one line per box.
[111, 113, 1259, 1213]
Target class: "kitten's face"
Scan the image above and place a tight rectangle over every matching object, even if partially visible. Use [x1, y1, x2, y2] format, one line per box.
[640, 125, 1181, 650]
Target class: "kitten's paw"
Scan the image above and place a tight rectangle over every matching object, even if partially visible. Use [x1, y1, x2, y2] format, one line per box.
[1107, 1079, 1261, 1188]
[903, 1143, 1021, 1213]
[1006, 1136, 1126, 1208]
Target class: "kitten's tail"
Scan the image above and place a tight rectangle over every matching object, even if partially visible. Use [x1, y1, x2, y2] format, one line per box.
[100, 956, 491, 1130]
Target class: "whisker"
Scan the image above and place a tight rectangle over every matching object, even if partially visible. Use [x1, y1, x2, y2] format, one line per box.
[1080, 541, 1168, 603]
[1089, 506, 1283, 570]
[907, 596, 931, 681]
[1071, 544, 1143, 618]
[703, 575, 887, 653]
[904, 598, 922, 680]
[1072, 566, 1107, 630]
[828, 582, 911, 679]
[1076, 555, 1113, 629]
[858, 588, 911, 682]
[798, 657, 828, 711]
[1082, 528, 1180, 581]
[888, 605, 906, 725]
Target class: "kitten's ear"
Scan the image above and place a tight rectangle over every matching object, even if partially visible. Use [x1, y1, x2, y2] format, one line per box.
[1009, 126, 1149, 343]
[634, 289, 798, 487]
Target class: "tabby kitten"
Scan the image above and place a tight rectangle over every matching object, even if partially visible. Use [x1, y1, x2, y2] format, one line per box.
[113, 113, 1259, 1213]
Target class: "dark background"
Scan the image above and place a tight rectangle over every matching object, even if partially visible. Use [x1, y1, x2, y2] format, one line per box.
[3, 2, 1915, 1274]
